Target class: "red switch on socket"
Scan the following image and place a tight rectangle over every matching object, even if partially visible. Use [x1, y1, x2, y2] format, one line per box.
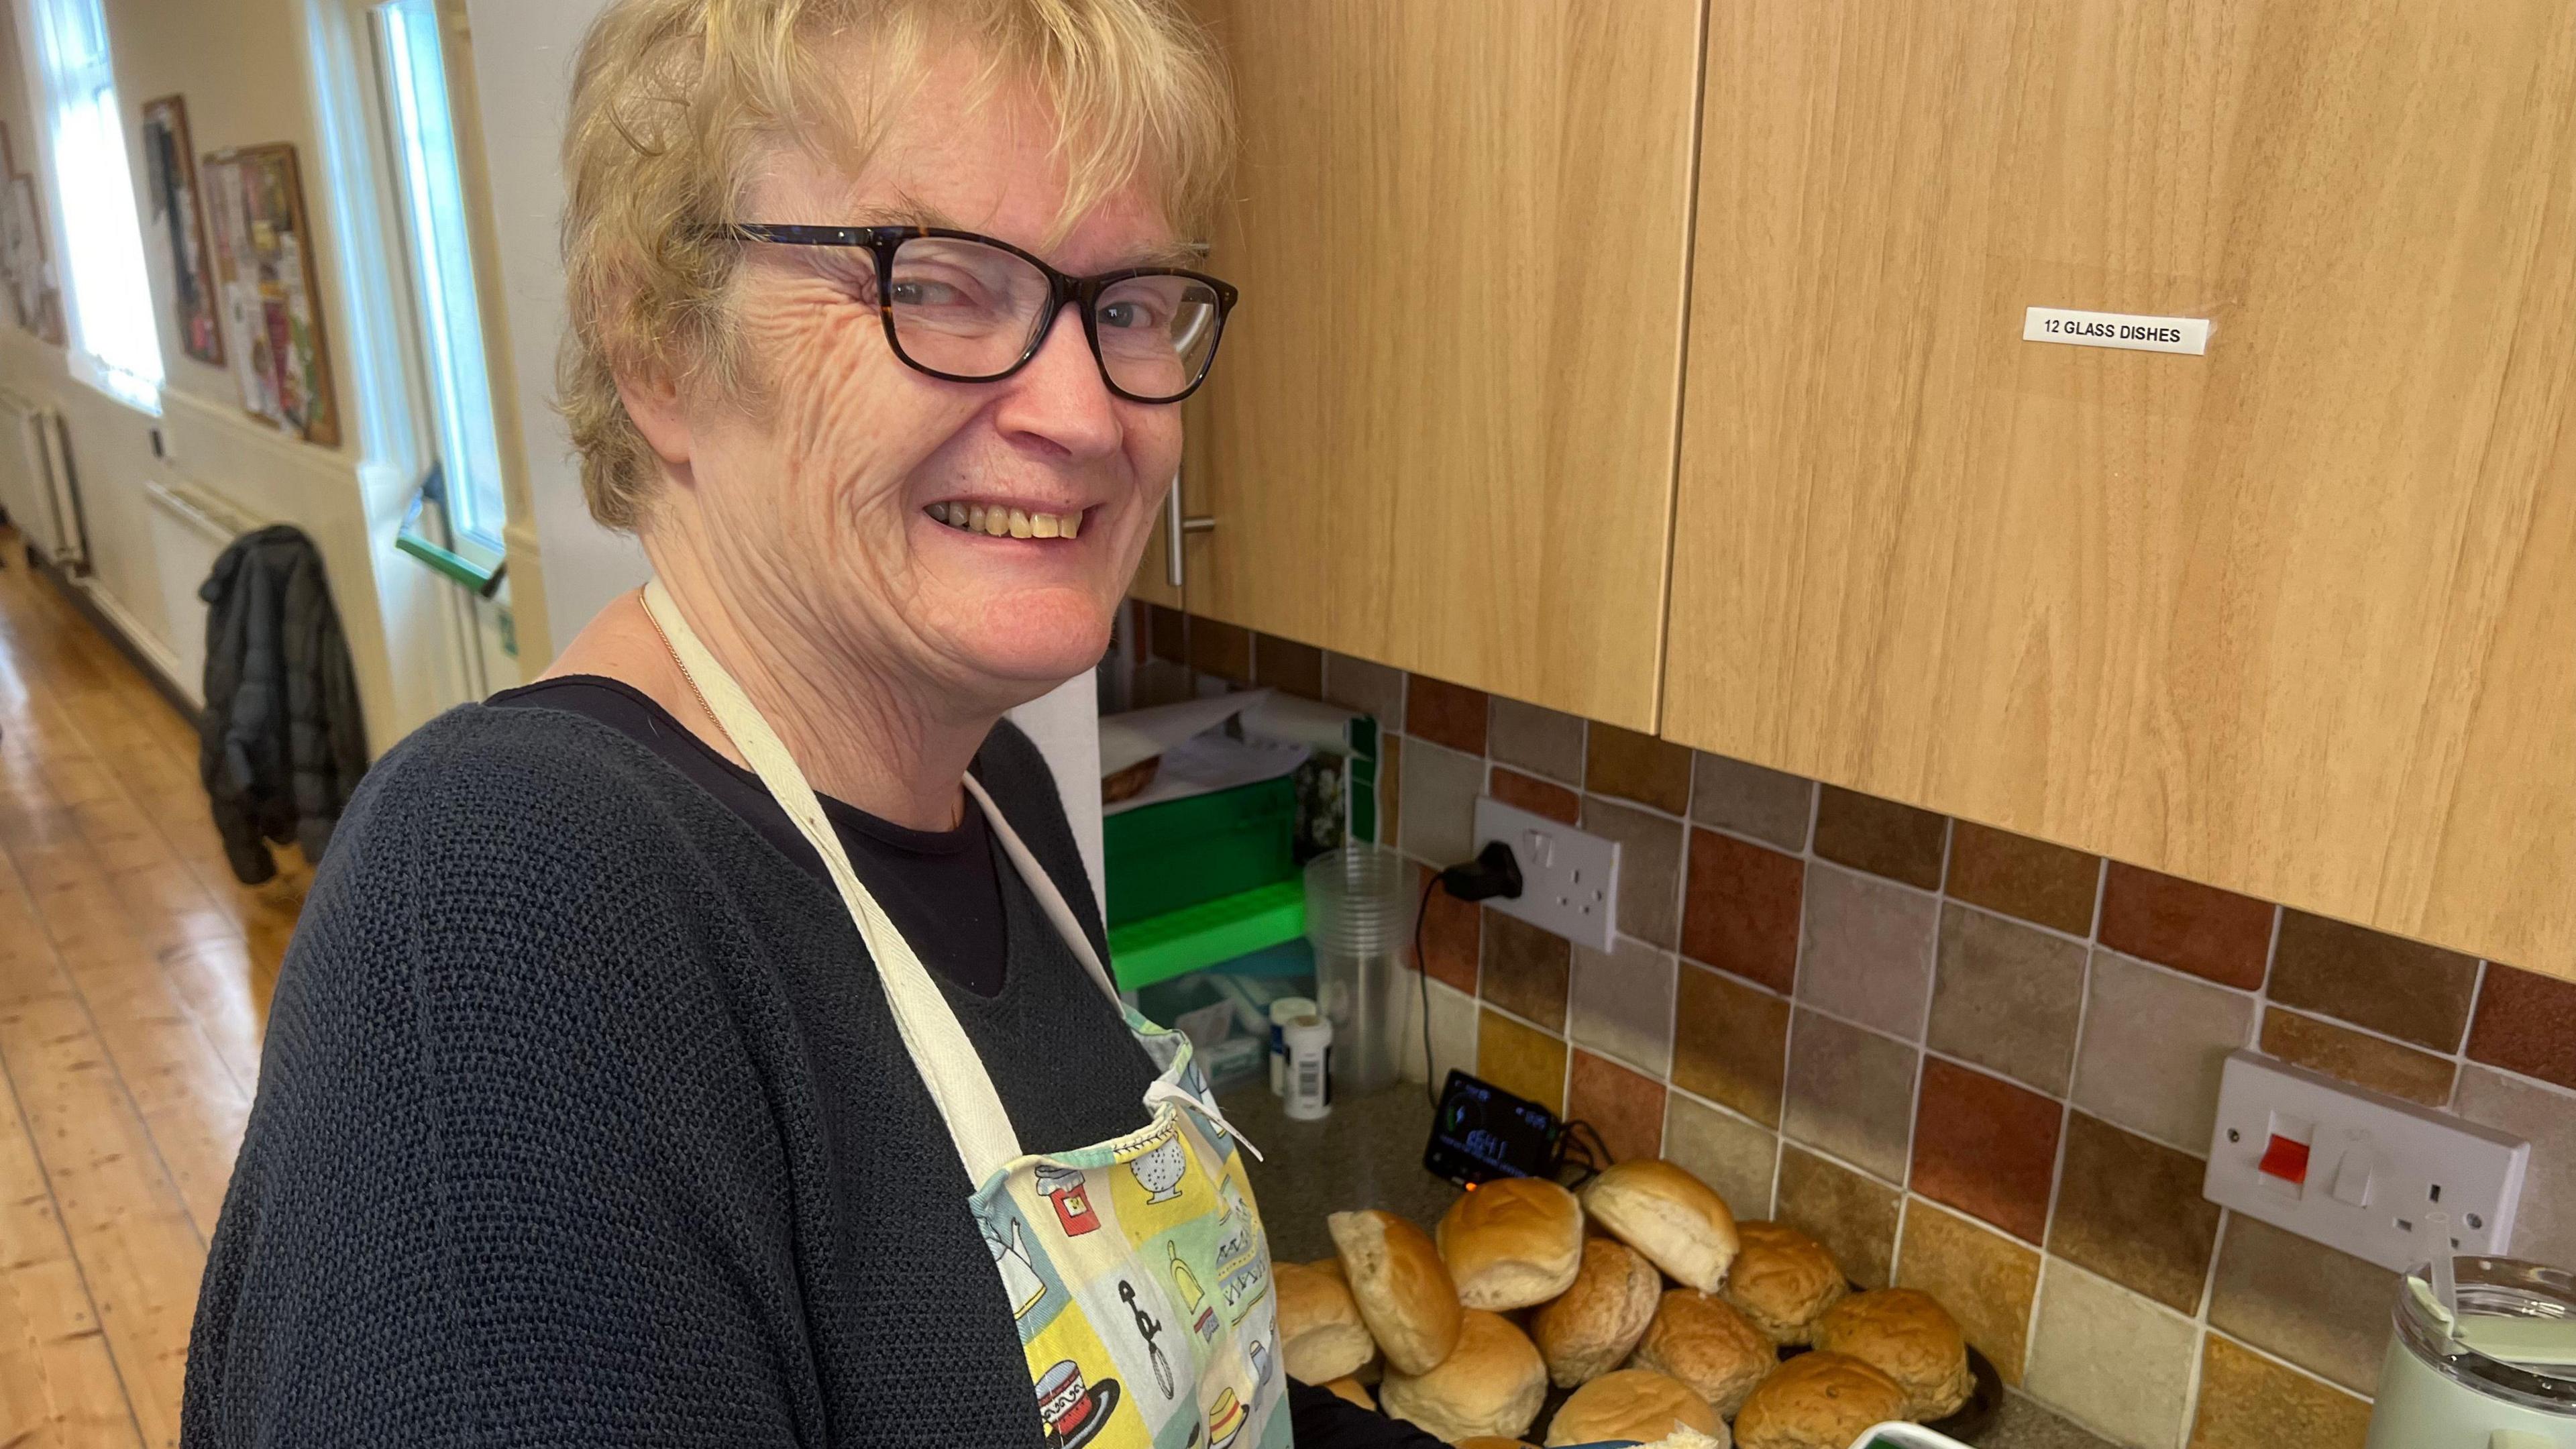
[2259, 1135, 2312, 1185]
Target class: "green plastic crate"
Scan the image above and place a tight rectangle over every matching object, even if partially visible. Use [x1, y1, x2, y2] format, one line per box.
[1104, 775, 1299, 928]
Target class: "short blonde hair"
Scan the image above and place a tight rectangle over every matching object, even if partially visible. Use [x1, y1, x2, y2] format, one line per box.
[559, 0, 1235, 529]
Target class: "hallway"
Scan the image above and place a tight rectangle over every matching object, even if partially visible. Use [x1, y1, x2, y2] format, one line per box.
[0, 540, 307, 1448]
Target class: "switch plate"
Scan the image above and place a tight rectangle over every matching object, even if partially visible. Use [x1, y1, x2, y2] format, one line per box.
[1472, 798, 1619, 952]
[2205, 1051, 2529, 1272]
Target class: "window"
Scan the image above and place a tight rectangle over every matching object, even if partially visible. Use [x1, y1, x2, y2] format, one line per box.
[370, 0, 504, 547]
[26, 0, 163, 411]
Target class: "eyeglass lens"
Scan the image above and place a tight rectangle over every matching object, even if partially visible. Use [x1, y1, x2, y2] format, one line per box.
[885, 235, 1222, 400]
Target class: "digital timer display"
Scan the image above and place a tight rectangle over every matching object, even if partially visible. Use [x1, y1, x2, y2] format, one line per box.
[1422, 1069, 1559, 1187]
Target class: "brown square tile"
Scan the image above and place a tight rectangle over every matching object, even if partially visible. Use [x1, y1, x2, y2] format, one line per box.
[1896, 1199, 2041, 1383]
[1943, 822, 2100, 936]
[1813, 786, 1947, 890]
[1324, 652, 1405, 727]
[1252, 632, 1324, 699]
[1664, 1095, 1780, 1219]
[1489, 697, 1585, 782]
[2047, 1111, 2222, 1313]
[1582, 798, 1684, 951]
[1672, 963, 1790, 1127]
[1481, 909, 1571, 1032]
[2208, 1216, 2400, 1395]
[1568, 938, 1676, 1077]
[1568, 1050, 1668, 1163]
[2072, 949, 2256, 1151]
[1147, 602, 1187, 661]
[1682, 829, 1804, 994]
[1585, 723, 1692, 815]
[1405, 674, 1489, 755]
[1927, 904, 2086, 1095]
[2266, 910, 2478, 1052]
[1690, 752, 1814, 851]
[2467, 964, 2576, 1091]
[1909, 1059, 2060, 1244]
[1132, 657, 1194, 707]
[2259, 1006, 2455, 1107]
[2457, 1065, 2576, 1268]
[2189, 1335, 2371, 1449]
[1416, 870, 1479, 994]
[1477, 1008, 1567, 1116]
[1799, 863, 1938, 1041]
[1187, 616, 1254, 684]
[1776, 1146, 1901, 1289]
[1782, 1010, 1920, 1183]
[2098, 864, 2275, 989]
[1489, 766, 1579, 826]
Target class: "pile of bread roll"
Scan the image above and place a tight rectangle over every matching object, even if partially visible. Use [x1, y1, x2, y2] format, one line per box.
[1279, 1159, 1975, 1448]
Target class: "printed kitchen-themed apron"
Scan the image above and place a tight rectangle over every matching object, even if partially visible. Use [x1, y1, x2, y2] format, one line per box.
[642, 581, 1289, 1449]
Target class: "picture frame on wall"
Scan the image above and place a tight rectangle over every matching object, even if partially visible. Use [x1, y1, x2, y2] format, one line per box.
[142, 95, 223, 366]
[0, 123, 64, 346]
[201, 142, 339, 447]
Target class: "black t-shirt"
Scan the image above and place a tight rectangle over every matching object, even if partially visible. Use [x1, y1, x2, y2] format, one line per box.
[488, 675, 1010, 995]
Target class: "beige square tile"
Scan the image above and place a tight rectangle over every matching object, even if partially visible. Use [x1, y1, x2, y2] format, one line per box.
[1782, 1008, 1920, 1183]
[2071, 950, 2255, 1151]
[1477, 1008, 1568, 1116]
[1929, 904, 2088, 1094]
[2208, 1216, 2399, 1395]
[2025, 1261, 2196, 1449]
[1689, 751, 1815, 851]
[1488, 696, 1586, 782]
[1395, 973, 1481, 1087]
[1568, 936, 1676, 1077]
[1896, 1199, 2041, 1383]
[1799, 863, 1939, 1041]
[1397, 738, 1482, 867]
[1323, 652, 1405, 727]
[2454, 1065, 2576, 1267]
[1582, 796, 1684, 951]
[1664, 1093, 1780, 1221]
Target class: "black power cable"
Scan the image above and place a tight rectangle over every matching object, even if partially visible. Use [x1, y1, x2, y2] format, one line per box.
[1413, 841, 1524, 1110]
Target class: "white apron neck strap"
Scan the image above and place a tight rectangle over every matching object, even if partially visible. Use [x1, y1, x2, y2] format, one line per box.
[958, 773, 1123, 1009]
[641, 580, 1023, 1183]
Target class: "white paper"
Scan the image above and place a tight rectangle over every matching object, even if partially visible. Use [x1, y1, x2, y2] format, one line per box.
[1103, 730, 1310, 816]
[1098, 690, 1273, 777]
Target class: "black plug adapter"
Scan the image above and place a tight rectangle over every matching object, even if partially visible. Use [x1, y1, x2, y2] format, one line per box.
[1438, 840, 1524, 904]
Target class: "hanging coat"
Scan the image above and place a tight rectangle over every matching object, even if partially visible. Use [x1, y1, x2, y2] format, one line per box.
[197, 524, 368, 883]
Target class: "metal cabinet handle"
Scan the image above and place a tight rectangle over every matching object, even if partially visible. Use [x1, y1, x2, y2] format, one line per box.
[1164, 471, 1216, 591]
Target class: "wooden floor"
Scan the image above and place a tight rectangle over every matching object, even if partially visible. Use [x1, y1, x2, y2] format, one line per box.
[0, 540, 309, 1448]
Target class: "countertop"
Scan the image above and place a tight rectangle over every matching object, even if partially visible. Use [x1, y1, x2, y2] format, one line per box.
[1218, 1081, 2117, 1449]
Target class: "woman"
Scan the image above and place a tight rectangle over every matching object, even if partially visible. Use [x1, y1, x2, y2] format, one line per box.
[182, 2, 1436, 1446]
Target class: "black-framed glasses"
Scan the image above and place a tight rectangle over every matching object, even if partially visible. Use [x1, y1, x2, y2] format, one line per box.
[730, 223, 1237, 404]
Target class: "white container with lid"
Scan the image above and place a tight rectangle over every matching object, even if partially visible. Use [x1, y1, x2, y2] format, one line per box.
[1268, 995, 1317, 1097]
[2367, 1255, 2576, 1446]
[1281, 1014, 1333, 1122]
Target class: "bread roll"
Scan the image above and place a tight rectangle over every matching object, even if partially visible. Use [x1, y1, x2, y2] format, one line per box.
[1277, 1259, 1377, 1385]
[1322, 1377, 1375, 1411]
[1720, 1222, 1848, 1346]
[1379, 1309, 1548, 1442]
[1731, 1351, 1908, 1449]
[1438, 1177, 1586, 1309]
[1579, 1159, 1741, 1292]
[1542, 1367, 1719, 1448]
[1629, 1289, 1774, 1418]
[1531, 1236, 1663, 1387]
[1809, 1289, 1973, 1421]
[1329, 1210, 1464, 1375]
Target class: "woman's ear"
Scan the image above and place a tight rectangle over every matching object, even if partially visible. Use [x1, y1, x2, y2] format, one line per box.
[614, 362, 695, 474]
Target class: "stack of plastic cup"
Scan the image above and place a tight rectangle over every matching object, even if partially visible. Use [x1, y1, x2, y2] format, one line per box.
[1302, 844, 1418, 1096]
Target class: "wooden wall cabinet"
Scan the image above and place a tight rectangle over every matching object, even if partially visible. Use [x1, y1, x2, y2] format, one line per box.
[1173, 0, 1705, 732]
[1663, 1, 2576, 972]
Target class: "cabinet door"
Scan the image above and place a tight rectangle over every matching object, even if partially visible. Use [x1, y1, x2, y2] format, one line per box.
[1665, 0, 2576, 971]
[1180, 0, 1705, 731]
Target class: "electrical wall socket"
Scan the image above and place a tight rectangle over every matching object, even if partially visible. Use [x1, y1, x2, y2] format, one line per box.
[2204, 1050, 2529, 1273]
[1472, 797, 1619, 952]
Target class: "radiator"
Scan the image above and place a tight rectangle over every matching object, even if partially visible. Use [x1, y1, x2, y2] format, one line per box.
[144, 478, 261, 705]
[0, 391, 83, 568]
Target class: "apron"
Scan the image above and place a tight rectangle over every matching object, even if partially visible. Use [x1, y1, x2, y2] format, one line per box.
[641, 581, 1291, 1449]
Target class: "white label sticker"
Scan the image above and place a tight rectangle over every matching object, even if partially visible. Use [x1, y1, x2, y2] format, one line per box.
[2023, 306, 2210, 355]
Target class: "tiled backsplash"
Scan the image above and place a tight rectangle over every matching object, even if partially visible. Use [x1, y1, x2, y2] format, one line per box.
[1128, 605, 2576, 1449]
